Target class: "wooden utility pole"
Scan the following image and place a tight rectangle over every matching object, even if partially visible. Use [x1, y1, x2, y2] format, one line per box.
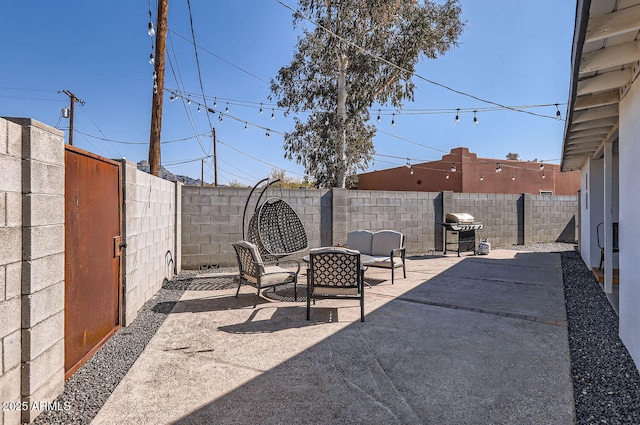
[60, 90, 85, 146]
[212, 128, 218, 186]
[148, 0, 168, 177]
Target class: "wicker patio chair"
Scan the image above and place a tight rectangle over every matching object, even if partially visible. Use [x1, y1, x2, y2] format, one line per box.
[233, 241, 300, 308]
[306, 247, 365, 322]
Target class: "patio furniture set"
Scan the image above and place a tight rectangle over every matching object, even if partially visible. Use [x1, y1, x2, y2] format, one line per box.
[232, 179, 406, 322]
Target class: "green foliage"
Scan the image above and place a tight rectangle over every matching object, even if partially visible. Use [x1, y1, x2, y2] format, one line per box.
[271, 0, 464, 188]
[268, 168, 315, 188]
[506, 152, 520, 161]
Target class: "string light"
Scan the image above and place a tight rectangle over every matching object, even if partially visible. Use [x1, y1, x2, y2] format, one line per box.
[244, 122, 248, 131]
[473, 110, 479, 126]
[259, 103, 263, 114]
[218, 113, 223, 122]
[214, 97, 217, 108]
[391, 113, 395, 127]
[512, 174, 516, 181]
[496, 163, 502, 173]
[542, 172, 546, 179]
[377, 109, 381, 123]
[540, 163, 544, 170]
[410, 167, 414, 175]
[450, 162, 456, 172]
[197, 105, 201, 112]
[455, 108, 459, 124]
[265, 130, 270, 138]
[148, 21, 155, 37]
[271, 109, 275, 120]
[187, 96, 191, 105]
[445, 172, 450, 179]
[555, 104, 561, 120]
[225, 103, 229, 113]
[406, 159, 411, 168]
[149, 53, 154, 65]
[480, 174, 484, 181]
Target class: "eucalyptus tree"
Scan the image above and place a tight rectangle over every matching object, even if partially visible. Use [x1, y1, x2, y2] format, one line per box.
[271, 0, 464, 188]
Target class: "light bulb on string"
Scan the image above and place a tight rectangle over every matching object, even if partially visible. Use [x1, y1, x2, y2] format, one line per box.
[455, 108, 460, 124]
[540, 163, 544, 170]
[259, 103, 263, 114]
[480, 174, 484, 181]
[555, 104, 562, 120]
[265, 130, 270, 138]
[473, 110, 479, 126]
[445, 172, 450, 180]
[391, 113, 395, 127]
[405, 159, 411, 169]
[512, 174, 516, 181]
[410, 167, 414, 175]
[187, 96, 191, 105]
[271, 109, 275, 120]
[450, 163, 456, 172]
[218, 113, 223, 122]
[148, 22, 155, 37]
[244, 122, 248, 131]
[542, 172, 546, 179]
[377, 109, 381, 123]
[197, 106, 200, 112]
[225, 103, 229, 113]
[213, 98, 217, 108]
[496, 163, 502, 173]
[149, 53, 154, 65]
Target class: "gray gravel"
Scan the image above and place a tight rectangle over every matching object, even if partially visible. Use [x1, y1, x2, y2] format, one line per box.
[33, 243, 640, 424]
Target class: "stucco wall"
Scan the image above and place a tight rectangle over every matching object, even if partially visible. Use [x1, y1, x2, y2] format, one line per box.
[618, 75, 640, 368]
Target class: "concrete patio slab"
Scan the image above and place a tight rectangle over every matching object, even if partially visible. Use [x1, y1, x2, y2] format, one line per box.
[91, 250, 575, 425]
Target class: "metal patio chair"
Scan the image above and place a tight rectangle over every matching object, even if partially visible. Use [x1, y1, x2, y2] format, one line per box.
[233, 241, 300, 308]
[306, 247, 365, 322]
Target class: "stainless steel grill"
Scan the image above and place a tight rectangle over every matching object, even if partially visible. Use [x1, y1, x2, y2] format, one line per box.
[442, 213, 483, 256]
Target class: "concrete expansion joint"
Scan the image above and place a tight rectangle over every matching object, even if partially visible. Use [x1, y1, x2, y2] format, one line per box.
[386, 295, 568, 327]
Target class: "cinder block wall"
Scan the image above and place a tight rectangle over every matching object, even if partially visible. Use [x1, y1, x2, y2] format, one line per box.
[342, 190, 439, 254]
[182, 186, 578, 269]
[449, 192, 523, 247]
[181, 186, 328, 269]
[122, 161, 181, 325]
[0, 119, 24, 425]
[0, 118, 65, 424]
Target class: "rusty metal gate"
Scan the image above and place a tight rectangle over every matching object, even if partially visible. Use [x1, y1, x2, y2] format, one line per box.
[64, 145, 123, 379]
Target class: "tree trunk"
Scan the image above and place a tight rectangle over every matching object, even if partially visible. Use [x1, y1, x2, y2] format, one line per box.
[336, 54, 348, 188]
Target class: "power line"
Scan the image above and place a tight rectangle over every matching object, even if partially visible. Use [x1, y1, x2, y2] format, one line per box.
[168, 29, 271, 85]
[273, 0, 562, 121]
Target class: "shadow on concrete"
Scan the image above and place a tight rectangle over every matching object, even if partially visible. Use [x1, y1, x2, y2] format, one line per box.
[95, 251, 575, 425]
[172, 252, 572, 424]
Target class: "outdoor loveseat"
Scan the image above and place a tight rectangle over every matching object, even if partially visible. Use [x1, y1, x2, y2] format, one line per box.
[345, 230, 406, 284]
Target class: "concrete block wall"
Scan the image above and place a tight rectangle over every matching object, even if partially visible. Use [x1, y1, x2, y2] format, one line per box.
[0, 118, 65, 424]
[182, 187, 577, 268]
[530, 195, 577, 243]
[0, 118, 24, 425]
[122, 161, 181, 325]
[343, 190, 439, 253]
[181, 186, 327, 269]
[450, 192, 523, 248]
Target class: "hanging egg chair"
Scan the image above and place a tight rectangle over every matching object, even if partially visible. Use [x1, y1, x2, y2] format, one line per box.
[242, 179, 308, 260]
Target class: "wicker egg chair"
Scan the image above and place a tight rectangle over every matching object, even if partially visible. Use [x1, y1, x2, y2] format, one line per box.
[242, 179, 308, 261]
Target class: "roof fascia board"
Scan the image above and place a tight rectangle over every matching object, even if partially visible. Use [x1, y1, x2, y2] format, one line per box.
[562, 0, 592, 171]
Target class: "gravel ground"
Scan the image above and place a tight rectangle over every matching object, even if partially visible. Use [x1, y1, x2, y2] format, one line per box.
[33, 243, 640, 424]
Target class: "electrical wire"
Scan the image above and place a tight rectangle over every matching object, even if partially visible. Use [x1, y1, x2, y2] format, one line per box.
[273, 0, 561, 121]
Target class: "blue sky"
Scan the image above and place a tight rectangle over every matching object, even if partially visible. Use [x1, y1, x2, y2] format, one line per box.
[0, 1, 576, 185]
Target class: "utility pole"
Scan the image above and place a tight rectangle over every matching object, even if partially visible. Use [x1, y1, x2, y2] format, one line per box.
[148, 0, 168, 177]
[212, 128, 218, 186]
[59, 90, 85, 146]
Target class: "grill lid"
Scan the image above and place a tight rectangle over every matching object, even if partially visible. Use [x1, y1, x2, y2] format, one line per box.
[446, 212, 475, 224]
